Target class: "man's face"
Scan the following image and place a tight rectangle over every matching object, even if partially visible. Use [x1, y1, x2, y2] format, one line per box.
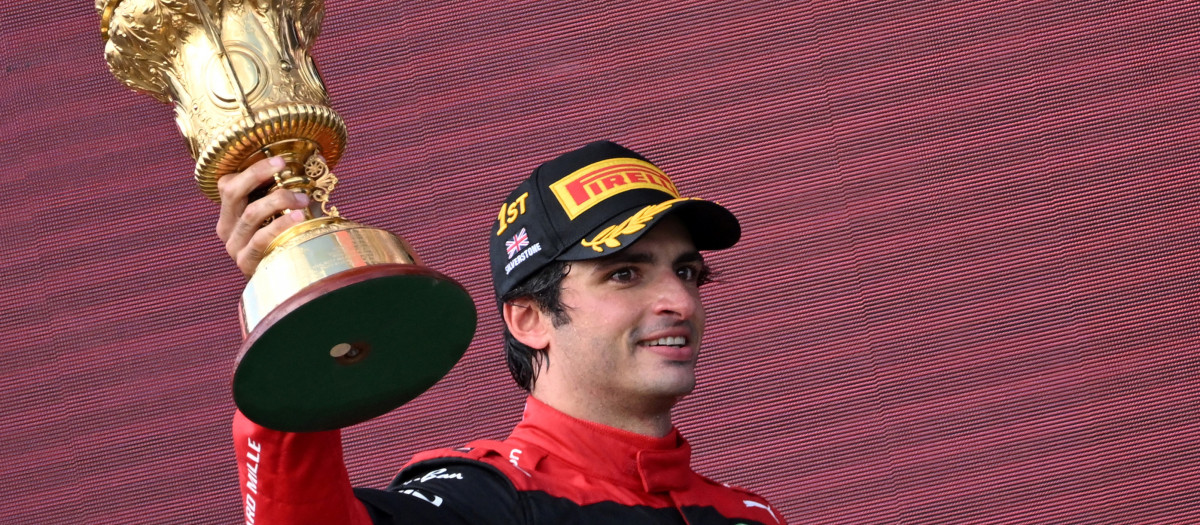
[545, 216, 709, 406]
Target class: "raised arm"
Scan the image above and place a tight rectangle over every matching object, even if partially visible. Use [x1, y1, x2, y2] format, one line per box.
[233, 411, 371, 524]
[219, 160, 521, 524]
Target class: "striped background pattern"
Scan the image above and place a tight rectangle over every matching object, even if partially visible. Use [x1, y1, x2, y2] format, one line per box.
[2, 1, 1197, 523]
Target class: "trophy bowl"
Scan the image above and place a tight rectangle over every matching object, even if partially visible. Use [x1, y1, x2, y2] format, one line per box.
[98, 0, 477, 431]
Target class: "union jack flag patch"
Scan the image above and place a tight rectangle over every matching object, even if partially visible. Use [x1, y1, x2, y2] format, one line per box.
[506, 228, 530, 259]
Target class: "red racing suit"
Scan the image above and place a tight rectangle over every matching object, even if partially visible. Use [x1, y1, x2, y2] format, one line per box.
[234, 396, 786, 524]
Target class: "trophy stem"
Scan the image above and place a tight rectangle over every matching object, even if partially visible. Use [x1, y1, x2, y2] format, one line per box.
[244, 140, 340, 220]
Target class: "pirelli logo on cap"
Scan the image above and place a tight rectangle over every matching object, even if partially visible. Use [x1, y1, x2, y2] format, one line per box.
[549, 158, 681, 220]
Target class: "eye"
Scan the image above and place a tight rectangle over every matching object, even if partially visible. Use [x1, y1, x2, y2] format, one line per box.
[608, 267, 638, 283]
[676, 266, 698, 282]
[677, 264, 714, 286]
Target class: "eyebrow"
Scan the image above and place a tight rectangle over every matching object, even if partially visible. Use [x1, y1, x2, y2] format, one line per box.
[675, 251, 705, 265]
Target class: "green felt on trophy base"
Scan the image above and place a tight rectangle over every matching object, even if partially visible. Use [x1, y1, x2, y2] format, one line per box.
[232, 265, 477, 432]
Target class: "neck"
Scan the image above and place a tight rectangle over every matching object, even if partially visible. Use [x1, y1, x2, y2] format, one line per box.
[530, 387, 677, 437]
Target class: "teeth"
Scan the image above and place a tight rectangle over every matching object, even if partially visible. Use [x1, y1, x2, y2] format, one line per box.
[645, 336, 686, 347]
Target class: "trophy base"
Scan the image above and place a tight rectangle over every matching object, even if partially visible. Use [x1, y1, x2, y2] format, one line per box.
[232, 263, 476, 432]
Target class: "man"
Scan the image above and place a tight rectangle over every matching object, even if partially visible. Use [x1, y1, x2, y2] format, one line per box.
[219, 141, 787, 524]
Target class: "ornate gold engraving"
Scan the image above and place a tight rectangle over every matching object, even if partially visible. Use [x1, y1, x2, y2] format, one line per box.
[305, 155, 340, 217]
[98, 0, 340, 203]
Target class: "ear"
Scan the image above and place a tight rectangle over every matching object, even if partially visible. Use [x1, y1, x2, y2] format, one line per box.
[503, 298, 552, 350]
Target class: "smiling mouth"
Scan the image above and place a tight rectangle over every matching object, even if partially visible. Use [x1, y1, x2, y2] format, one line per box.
[639, 336, 688, 347]
[636, 335, 696, 363]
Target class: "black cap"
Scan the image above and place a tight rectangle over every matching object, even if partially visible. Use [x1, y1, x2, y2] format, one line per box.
[490, 141, 740, 299]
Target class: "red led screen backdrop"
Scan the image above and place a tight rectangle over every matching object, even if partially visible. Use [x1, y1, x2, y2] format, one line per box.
[3, 1, 1197, 523]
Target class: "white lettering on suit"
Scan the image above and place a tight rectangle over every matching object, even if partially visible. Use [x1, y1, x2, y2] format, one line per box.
[245, 438, 262, 524]
[744, 500, 780, 524]
[403, 468, 465, 485]
[399, 489, 444, 507]
[508, 448, 532, 477]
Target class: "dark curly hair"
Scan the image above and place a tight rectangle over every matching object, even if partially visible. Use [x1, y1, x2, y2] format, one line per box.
[500, 261, 571, 391]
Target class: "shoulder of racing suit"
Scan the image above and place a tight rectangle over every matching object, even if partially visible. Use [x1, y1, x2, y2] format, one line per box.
[352, 439, 785, 525]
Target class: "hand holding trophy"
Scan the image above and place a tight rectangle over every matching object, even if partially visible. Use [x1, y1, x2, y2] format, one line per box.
[98, 0, 477, 431]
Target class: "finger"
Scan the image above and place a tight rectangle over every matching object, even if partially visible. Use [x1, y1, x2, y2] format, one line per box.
[236, 209, 308, 277]
[225, 189, 310, 260]
[216, 156, 287, 242]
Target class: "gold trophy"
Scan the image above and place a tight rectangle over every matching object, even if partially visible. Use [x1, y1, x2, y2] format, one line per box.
[98, 0, 477, 431]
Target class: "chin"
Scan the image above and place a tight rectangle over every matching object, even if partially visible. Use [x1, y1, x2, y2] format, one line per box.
[648, 376, 697, 398]
[630, 361, 697, 399]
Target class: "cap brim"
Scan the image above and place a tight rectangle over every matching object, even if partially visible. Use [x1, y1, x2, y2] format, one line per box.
[557, 198, 741, 261]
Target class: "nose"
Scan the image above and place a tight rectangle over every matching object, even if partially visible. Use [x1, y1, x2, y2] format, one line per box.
[651, 271, 702, 320]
